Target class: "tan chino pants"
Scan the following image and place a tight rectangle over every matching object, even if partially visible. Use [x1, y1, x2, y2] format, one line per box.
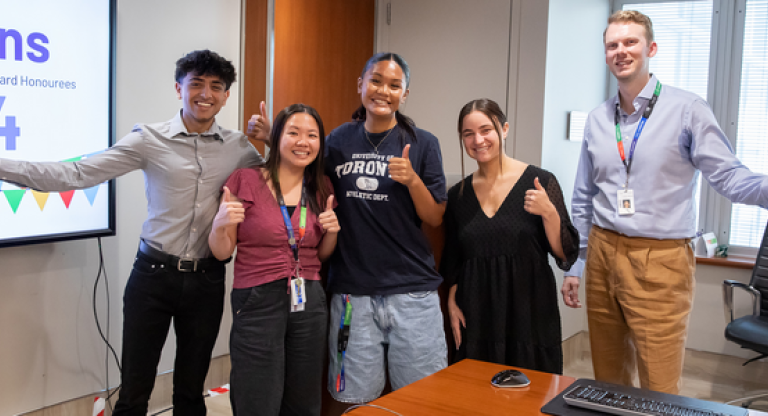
[585, 225, 695, 394]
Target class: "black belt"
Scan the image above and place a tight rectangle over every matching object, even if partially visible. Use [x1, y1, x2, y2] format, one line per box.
[138, 240, 227, 273]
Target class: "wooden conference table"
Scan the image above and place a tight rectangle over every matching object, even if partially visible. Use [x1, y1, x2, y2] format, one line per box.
[347, 359, 768, 416]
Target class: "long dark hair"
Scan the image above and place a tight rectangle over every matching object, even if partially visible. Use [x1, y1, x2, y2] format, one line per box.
[351, 52, 417, 144]
[265, 103, 330, 215]
[456, 98, 508, 195]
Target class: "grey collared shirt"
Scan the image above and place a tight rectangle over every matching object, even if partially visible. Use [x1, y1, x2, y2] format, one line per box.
[0, 110, 264, 258]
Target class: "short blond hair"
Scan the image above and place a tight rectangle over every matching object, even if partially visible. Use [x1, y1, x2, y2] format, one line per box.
[604, 10, 654, 43]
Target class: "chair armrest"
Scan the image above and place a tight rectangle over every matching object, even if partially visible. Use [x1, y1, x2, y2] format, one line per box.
[722, 280, 762, 324]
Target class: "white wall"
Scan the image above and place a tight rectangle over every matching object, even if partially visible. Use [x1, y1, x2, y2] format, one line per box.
[377, 0, 512, 183]
[688, 264, 754, 358]
[0, 1, 242, 414]
[542, 0, 610, 340]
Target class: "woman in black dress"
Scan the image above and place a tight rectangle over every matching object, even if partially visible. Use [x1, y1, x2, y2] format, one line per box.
[440, 98, 578, 374]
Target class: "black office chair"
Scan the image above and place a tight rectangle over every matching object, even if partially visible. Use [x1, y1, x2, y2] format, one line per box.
[723, 220, 768, 407]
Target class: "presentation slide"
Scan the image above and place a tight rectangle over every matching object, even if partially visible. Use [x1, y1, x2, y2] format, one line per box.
[0, 0, 115, 247]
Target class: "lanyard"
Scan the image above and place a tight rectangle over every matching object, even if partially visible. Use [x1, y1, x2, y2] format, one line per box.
[614, 80, 661, 188]
[336, 294, 353, 392]
[275, 179, 307, 262]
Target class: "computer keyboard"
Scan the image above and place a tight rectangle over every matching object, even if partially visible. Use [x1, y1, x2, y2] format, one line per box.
[562, 382, 748, 416]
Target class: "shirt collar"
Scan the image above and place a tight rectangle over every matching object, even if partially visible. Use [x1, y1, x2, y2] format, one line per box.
[637, 73, 659, 101]
[614, 73, 659, 116]
[169, 109, 223, 141]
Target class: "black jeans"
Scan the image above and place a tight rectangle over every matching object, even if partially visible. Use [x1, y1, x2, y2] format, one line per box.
[229, 278, 328, 416]
[112, 251, 226, 416]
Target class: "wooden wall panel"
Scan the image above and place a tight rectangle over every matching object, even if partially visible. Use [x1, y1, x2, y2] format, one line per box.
[273, 0, 375, 132]
[243, 0, 269, 154]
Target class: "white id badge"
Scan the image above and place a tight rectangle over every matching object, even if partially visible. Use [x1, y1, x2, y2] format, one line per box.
[617, 189, 635, 215]
[290, 277, 306, 312]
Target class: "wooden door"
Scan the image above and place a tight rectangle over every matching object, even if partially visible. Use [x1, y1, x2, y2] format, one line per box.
[274, 0, 375, 131]
[243, 0, 375, 144]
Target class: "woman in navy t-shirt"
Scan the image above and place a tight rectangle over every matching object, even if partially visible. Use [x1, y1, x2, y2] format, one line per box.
[324, 52, 448, 404]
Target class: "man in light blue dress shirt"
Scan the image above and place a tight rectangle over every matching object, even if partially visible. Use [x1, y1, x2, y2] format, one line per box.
[563, 10, 768, 394]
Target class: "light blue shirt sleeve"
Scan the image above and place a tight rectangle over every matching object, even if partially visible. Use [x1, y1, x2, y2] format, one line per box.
[567, 117, 599, 278]
[688, 99, 768, 208]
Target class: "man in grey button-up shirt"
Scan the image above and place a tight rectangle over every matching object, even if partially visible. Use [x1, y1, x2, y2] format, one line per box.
[0, 50, 265, 415]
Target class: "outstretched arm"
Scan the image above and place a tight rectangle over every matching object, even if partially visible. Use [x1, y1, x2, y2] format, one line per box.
[0, 132, 145, 192]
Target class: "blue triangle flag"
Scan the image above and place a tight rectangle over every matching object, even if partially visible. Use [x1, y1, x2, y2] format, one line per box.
[83, 185, 100, 205]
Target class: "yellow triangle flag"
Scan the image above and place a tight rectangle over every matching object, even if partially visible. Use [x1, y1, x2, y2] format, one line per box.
[31, 190, 50, 211]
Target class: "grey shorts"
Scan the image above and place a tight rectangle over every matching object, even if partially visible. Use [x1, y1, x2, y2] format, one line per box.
[327, 292, 448, 403]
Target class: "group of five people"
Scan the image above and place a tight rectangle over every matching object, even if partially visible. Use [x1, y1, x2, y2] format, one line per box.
[1, 9, 767, 416]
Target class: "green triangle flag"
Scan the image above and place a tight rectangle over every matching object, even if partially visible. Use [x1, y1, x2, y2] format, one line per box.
[3, 189, 26, 213]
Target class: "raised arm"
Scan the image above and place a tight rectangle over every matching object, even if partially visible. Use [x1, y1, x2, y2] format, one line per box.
[388, 143, 446, 227]
[208, 186, 244, 260]
[317, 194, 340, 261]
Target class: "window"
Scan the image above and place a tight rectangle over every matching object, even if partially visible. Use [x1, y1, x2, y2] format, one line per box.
[730, 0, 768, 247]
[615, 0, 768, 251]
[622, 1, 713, 100]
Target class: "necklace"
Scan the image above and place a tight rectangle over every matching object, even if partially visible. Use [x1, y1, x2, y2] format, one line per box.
[364, 126, 395, 155]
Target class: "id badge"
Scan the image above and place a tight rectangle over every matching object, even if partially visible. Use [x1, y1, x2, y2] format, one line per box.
[290, 277, 306, 312]
[617, 189, 635, 215]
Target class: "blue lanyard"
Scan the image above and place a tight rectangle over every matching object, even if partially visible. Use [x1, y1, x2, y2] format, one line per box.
[275, 179, 307, 262]
[614, 80, 661, 188]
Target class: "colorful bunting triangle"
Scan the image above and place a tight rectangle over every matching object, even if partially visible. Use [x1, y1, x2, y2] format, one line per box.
[59, 190, 75, 208]
[83, 185, 100, 206]
[3, 189, 26, 213]
[31, 190, 50, 211]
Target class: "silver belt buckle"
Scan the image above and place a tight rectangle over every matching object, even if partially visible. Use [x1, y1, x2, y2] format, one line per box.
[177, 258, 198, 272]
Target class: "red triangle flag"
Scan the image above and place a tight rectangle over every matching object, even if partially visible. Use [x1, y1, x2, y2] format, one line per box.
[59, 190, 75, 208]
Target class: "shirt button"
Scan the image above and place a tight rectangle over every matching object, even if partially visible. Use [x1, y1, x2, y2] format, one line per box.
[192, 228, 197, 232]
[196, 203, 201, 208]
[198, 179, 203, 184]
[198, 156, 203, 160]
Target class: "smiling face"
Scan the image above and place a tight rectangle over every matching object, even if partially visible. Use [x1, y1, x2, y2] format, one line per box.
[175, 72, 230, 133]
[604, 22, 657, 84]
[357, 60, 409, 121]
[278, 112, 321, 169]
[460, 110, 509, 164]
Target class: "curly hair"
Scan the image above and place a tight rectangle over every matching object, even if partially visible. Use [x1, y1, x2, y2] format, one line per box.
[174, 49, 236, 90]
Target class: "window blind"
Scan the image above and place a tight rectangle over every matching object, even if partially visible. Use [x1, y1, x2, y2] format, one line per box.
[730, 0, 768, 247]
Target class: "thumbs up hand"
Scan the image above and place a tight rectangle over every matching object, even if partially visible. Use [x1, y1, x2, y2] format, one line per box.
[524, 177, 555, 217]
[246, 101, 271, 145]
[318, 195, 340, 234]
[388, 144, 416, 187]
[213, 186, 245, 230]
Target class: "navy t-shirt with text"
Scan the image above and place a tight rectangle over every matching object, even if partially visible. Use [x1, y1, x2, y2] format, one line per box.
[324, 121, 447, 295]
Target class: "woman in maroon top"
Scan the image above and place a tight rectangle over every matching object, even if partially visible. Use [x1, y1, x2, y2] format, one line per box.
[208, 104, 339, 416]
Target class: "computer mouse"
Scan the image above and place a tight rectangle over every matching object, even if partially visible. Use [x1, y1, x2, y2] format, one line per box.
[491, 369, 531, 388]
